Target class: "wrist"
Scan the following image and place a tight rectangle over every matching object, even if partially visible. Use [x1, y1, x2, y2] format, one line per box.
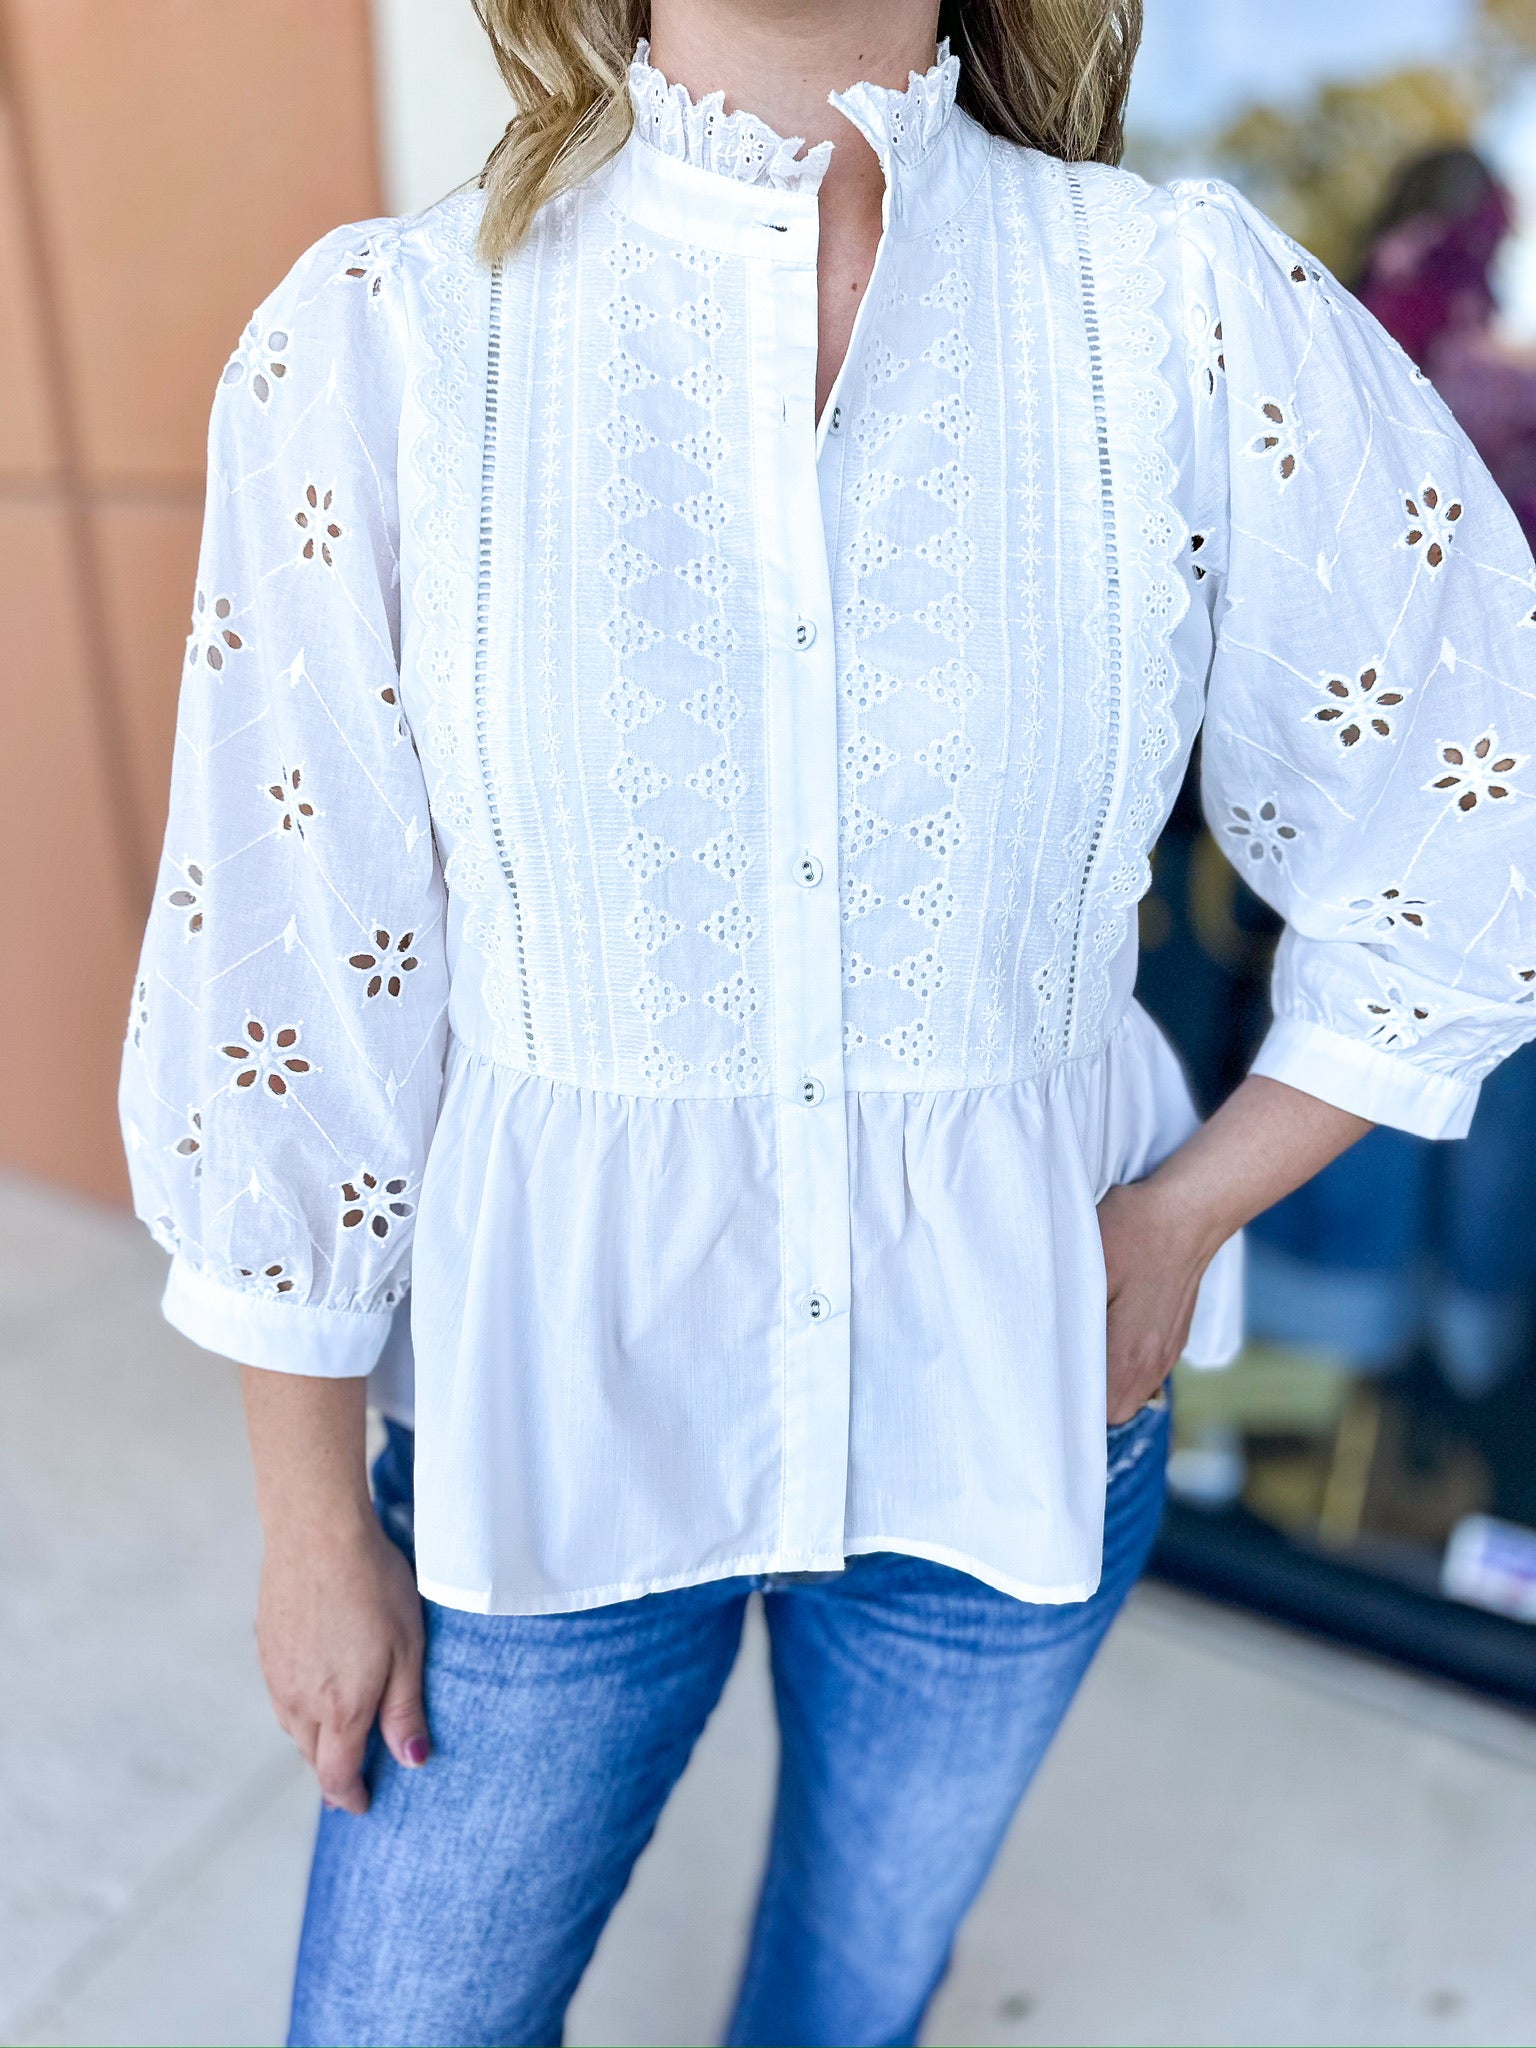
[259, 1488, 380, 1559]
[241, 1367, 374, 1553]
[1133, 1163, 1238, 1269]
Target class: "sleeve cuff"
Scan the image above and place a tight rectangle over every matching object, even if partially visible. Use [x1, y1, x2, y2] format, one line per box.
[162, 1258, 394, 1377]
[1249, 1018, 1480, 1140]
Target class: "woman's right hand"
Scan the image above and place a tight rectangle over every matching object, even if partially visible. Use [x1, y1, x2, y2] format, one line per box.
[256, 1511, 429, 1814]
[241, 1368, 429, 1816]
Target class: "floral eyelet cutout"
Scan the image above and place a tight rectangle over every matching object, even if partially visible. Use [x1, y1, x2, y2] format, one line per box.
[1309, 666, 1405, 748]
[236, 1261, 296, 1295]
[348, 929, 420, 1000]
[221, 323, 290, 406]
[1402, 484, 1463, 570]
[165, 863, 205, 934]
[221, 1018, 313, 1096]
[377, 681, 408, 742]
[1247, 400, 1299, 484]
[1345, 886, 1428, 935]
[268, 765, 316, 836]
[340, 1171, 416, 1240]
[1225, 798, 1299, 865]
[341, 242, 393, 299]
[188, 590, 244, 673]
[1361, 984, 1433, 1049]
[1427, 730, 1524, 813]
[1198, 316, 1226, 398]
[295, 485, 343, 566]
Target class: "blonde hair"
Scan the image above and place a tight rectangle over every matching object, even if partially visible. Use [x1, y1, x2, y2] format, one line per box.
[473, 1, 1143, 262]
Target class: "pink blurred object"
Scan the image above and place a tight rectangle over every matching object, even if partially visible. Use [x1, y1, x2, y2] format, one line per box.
[1358, 168, 1536, 543]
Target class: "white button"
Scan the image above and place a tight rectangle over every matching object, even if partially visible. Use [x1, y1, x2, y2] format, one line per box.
[807, 1292, 832, 1324]
[799, 1075, 825, 1107]
[794, 854, 823, 888]
[794, 618, 816, 651]
[829, 404, 844, 434]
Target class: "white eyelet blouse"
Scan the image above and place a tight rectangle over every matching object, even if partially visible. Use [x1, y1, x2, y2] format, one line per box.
[121, 44, 1536, 1613]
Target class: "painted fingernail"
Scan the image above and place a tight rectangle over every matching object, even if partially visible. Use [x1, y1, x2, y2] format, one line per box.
[404, 1736, 430, 1766]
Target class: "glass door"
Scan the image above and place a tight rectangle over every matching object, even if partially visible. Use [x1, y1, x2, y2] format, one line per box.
[1130, 0, 1536, 1706]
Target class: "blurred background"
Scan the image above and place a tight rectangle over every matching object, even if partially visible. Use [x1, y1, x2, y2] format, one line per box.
[5, 2, 1536, 2043]
[1129, 0, 1536, 1701]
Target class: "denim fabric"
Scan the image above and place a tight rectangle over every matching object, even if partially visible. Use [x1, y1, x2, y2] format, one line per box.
[288, 1399, 1169, 2048]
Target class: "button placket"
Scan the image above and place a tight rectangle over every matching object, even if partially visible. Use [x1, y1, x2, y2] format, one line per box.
[748, 233, 853, 1556]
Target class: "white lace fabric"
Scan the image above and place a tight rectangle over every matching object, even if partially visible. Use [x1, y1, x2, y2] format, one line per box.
[121, 47, 1536, 1613]
[627, 36, 835, 191]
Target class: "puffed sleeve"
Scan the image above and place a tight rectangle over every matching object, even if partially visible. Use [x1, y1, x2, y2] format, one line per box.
[119, 220, 449, 1374]
[1175, 178, 1536, 1139]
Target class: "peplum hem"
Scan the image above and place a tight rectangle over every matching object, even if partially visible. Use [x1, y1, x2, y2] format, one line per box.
[382, 1000, 1241, 1614]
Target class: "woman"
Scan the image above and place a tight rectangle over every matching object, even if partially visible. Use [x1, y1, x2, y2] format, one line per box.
[120, 2, 1536, 2041]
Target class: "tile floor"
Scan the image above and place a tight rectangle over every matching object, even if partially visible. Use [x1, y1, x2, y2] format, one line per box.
[5, 1169, 1536, 2048]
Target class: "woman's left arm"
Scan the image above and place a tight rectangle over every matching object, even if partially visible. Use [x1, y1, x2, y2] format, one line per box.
[1100, 1079, 1368, 1422]
[1114, 180, 1536, 1420]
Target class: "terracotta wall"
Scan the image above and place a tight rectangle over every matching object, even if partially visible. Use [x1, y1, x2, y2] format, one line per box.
[0, 0, 381, 1202]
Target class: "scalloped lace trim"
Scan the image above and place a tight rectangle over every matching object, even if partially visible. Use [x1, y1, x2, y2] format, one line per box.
[627, 38, 960, 190]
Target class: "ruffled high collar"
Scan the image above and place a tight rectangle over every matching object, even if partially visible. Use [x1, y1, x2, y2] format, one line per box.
[626, 38, 962, 195]
[829, 42, 962, 169]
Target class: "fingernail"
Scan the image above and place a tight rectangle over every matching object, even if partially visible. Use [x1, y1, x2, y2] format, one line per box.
[404, 1736, 429, 1766]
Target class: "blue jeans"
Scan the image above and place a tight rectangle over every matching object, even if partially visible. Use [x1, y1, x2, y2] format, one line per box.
[289, 1399, 1169, 2048]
